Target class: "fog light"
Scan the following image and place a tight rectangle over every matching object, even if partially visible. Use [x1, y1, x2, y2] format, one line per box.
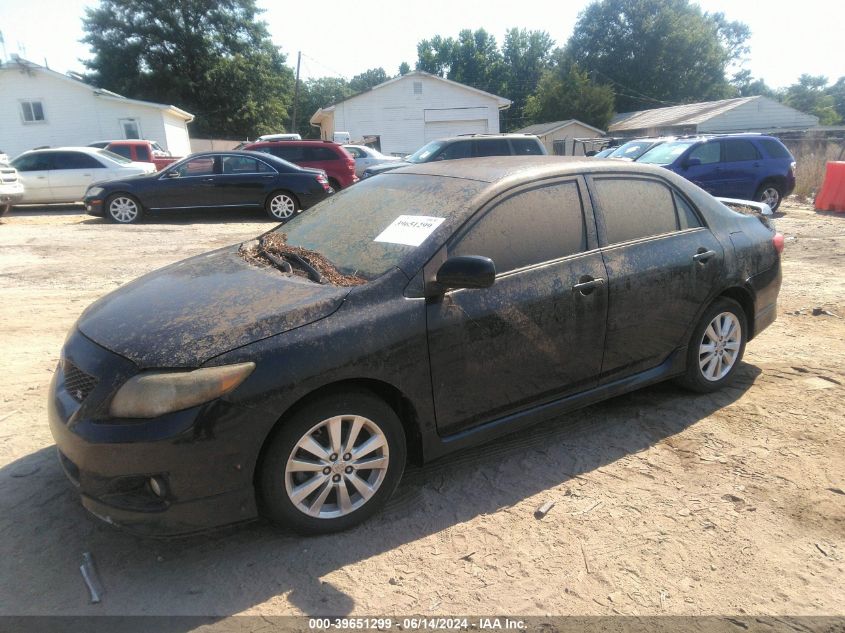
[149, 477, 166, 498]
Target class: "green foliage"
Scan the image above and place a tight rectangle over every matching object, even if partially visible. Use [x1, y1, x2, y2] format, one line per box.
[291, 77, 353, 138]
[398, 62, 411, 76]
[524, 52, 615, 129]
[829, 77, 845, 122]
[349, 68, 389, 93]
[82, 0, 293, 138]
[783, 75, 842, 125]
[566, 0, 748, 112]
[730, 70, 776, 98]
[501, 29, 555, 130]
[416, 29, 506, 97]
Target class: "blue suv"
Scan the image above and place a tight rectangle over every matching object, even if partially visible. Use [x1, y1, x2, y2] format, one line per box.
[636, 134, 796, 211]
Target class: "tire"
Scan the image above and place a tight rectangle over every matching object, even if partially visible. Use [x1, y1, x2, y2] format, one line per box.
[677, 297, 747, 393]
[106, 193, 143, 224]
[265, 190, 298, 222]
[328, 178, 341, 192]
[258, 390, 407, 534]
[755, 181, 783, 212]
[0, 204, 10, 218]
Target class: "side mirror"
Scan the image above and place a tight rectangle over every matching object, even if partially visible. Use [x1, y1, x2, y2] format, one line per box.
[163, 170, 180, 178]
[684, 157, 701, 168]
[434, 255, 496, 292]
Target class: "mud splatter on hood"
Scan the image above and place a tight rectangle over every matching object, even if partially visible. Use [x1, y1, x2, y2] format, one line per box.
[77, 245, 351, 369]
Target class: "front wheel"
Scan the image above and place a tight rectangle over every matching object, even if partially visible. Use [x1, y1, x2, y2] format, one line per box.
[106, 194, 143, 224]
[265, 191, 298, 222]
[755, 182, 783, 212]
[259, 391, 407, 534]
[677, 297, 747, 393]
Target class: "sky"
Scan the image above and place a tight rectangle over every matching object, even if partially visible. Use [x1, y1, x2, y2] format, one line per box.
[1, 0, 843, 91]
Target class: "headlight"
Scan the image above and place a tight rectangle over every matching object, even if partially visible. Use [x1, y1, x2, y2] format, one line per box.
[109, 362, 255, 418]
[86, 186, 104, 197]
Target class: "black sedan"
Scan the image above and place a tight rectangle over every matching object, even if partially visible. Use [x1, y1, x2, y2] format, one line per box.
[50, 157, 782, 535]
[83, 150, 333, 223]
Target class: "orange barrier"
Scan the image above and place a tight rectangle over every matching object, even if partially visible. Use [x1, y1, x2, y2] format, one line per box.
[815, 161, 845, 213]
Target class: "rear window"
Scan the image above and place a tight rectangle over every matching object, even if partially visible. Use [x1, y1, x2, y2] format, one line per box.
[594, 178, 679, 244]
[758, 138, 792, 159]
[307, 147, 340, 161]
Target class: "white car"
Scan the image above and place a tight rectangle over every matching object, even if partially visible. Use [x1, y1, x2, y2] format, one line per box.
[0, 163, 25, 216]
[343, 144, 401, 177]
[10, 147, 155, 204]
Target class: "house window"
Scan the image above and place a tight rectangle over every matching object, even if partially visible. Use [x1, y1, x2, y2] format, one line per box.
[413, 81, 422, 95]
[20, 100, 45, 123]
[120, 118, 141, 139]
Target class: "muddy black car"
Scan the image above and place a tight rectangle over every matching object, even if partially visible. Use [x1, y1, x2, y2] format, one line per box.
[49, 157, 783, 535]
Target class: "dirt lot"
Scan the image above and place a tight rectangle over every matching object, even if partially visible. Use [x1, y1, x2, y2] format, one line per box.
[0, 203, 843, 617]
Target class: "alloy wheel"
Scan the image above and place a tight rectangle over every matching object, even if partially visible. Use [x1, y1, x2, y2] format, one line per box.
[759, 186, 780, 209]
[698, 311, 742, 381]
[284, 415, 390, 519]
[109, 197, 139, 223]
[270, 194, 296, 220]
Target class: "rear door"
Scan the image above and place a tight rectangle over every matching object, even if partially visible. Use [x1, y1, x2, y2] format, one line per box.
[720, 139, 764, 199]
[426, 177, 608, 435]
[48, 151, 109, 202]
[214, 155, 276, 207]
[589, 175, 724, 382]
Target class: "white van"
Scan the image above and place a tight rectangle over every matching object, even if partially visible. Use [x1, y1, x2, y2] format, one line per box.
[332, 131, 352, 144]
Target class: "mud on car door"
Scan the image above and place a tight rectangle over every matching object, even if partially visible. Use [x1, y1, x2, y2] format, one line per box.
[426, 178, 608, 436]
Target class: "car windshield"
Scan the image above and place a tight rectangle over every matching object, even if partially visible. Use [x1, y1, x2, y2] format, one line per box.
[608, 141, 657, 160]
[405, 141, 445, 164]
[637, 141, 696, 165]
[96, 149, 132, 164]
[274, 174, 484, 280]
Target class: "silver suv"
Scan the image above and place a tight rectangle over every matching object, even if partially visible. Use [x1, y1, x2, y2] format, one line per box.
[361, 134, 547, 179]
[0, 160, 24, 217]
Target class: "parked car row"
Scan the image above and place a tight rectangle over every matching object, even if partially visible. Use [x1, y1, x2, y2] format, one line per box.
[595, 133, 796, 211]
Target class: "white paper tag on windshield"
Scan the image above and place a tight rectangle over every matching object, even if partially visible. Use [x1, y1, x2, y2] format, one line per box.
[374, 215, 446, 247]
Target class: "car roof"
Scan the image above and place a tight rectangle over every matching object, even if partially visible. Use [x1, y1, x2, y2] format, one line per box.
[386, 155, 681, 183]
[245, 139, 341, 147]
[434, 134, 541, 143]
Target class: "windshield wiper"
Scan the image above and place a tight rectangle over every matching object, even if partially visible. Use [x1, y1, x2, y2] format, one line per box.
[256, 239, 325, 284]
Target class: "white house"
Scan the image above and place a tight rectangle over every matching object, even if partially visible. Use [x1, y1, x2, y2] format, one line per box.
[310, 71, 511, 156]
[609, 96, 819, 138]
[0, 57, 194, 158]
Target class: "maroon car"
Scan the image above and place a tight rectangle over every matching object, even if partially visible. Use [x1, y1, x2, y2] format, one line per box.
[243, 140, 358, 190]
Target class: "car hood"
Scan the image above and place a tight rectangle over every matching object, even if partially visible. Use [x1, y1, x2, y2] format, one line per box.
[77, 245, 351, 368]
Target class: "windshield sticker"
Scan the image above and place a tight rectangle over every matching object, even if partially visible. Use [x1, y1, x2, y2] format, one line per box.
[374, 215, 446, 247]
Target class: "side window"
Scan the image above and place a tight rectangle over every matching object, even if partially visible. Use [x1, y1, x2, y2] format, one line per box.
[594, 178, 678, 244]
[758, 138, 791, 159]
[474, 139, 511, 157]
[52, 152, 105, 169]
[345, 147, 363, 158]
[20, 100, 46, 123]
[511, 138, 544, 155]
[688, 142, 720, 164]
[173, 156, 216, 177]
[723, 139, 760, 162]
[12, 153, 52, 171]
[673, 192, 702, 230]
[137, 146, 152, 162]
[451, 181, 587, 273]
[307, 147, 340, 161]
[109, 145, 132, 159]
[270, 146, 305, 162]
[437, 141, 472, 160]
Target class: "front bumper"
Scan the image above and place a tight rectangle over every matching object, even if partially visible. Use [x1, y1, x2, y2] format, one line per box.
[83, 195, 105, 216]
[0, 189, 24, 205]
[48, 330, 260, 536]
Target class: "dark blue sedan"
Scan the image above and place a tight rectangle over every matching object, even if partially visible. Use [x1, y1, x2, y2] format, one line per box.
[84, 150, 333, 223]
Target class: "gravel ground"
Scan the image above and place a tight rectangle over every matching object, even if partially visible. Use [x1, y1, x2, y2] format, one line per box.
[0, 202, 843, 617]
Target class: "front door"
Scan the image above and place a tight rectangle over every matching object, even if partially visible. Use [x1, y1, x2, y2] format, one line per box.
[426, 179, 608, 435]
[679, 140, 723, 195]
[146, 156, 220, 209]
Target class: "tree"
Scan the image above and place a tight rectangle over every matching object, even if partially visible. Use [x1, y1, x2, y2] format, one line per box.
[82, 0, 294, 138]
[501, 29, 555, 130]
[291, 77, 353, 138]
[349, 68, 388, 93]
[829, 77, 845, 122]
[783, 75, 842, 125]
[566, 0, 749, 112]
[416, 29, 506, 97]
[398, 62, 411, 76]
[730, 69, 776, 98]
[524, 52, 615, 129]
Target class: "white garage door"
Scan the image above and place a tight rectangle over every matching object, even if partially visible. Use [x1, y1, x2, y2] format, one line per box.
[424, 119, 488, 143]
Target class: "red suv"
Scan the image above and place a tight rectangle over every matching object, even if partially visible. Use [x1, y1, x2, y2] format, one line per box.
[243, 140, 357, 189]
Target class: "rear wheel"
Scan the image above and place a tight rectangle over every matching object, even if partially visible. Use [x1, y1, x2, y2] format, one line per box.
[755, 181, 783, 212]
[106, 194, 143, 224]
[265, 191, 298, 222]
[677, 297, 747, 393]
[259, 391, 406, 534]
[328, 178, 341, 191]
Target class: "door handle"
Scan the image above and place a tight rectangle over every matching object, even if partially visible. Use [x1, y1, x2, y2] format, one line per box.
[693, 249, 717, 263]
[572, 276, 605, 295]
[201, 177, 215, 184]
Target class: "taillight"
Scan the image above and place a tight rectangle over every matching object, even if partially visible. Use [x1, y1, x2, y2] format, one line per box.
[773, 232, 784, 254]
[315, 173, 330, 192]
[347, 158, 355, 172]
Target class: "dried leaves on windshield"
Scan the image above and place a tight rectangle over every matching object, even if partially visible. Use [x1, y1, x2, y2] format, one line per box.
[239, 232, 367, 287]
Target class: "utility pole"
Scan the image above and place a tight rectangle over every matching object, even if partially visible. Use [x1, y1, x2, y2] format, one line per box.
[291, 51, 301, 133]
